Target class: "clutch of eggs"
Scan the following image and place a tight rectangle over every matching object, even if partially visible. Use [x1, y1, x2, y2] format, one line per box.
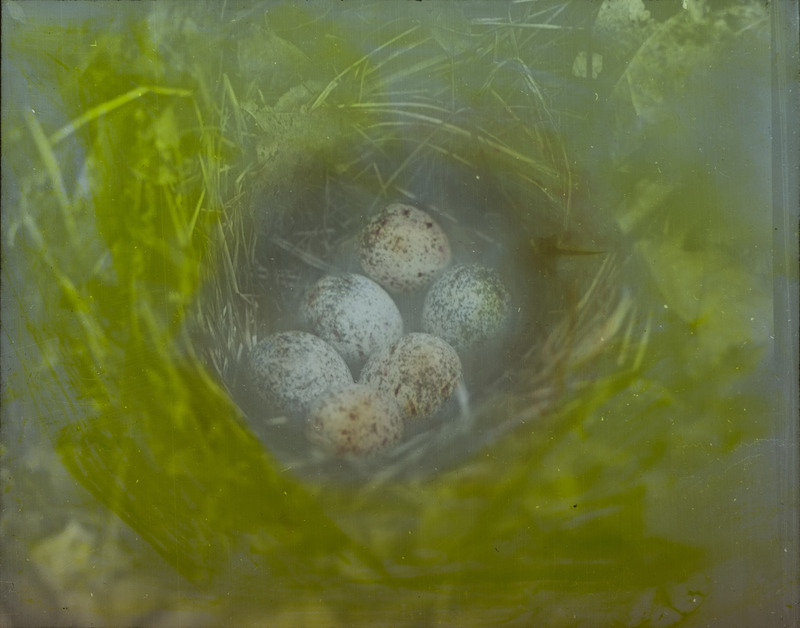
[247, 203, 515, 458]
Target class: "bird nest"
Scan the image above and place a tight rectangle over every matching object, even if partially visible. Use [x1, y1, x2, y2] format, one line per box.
[191, 16, 636, 484]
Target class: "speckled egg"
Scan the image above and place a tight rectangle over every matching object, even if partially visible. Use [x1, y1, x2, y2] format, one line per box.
[250, 331, 353, 417]
[358, 203, 451, 293]
[360, 333, 462, 421]
[422, 264, 513, 355]
[301, 273, 403, 366]
[306, 384, 404, 456]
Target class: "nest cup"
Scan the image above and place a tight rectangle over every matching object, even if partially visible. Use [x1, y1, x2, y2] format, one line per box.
[194, 25, 625, 484]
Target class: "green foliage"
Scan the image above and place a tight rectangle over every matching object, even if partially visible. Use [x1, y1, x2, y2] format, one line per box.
[4, 6, 371, 584]
[55, 360, 362, 583]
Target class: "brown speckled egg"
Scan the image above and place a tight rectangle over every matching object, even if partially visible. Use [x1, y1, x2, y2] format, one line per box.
[422, 264, 513, 355]
[306, 384, 404, 456]
[360, 333, 462, 421]
[358, 203, 451, 293]
[250, 331, 353, 418]
[301, 273, 403, 366]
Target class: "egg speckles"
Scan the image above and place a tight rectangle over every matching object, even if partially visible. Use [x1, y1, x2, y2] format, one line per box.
[307, 384, 404, 456]
[360, 333, 462, 421]
[359, 203, 451, 293]
[250, 331, 353, 417]
[422, 264, 513, 355]
[301, 273, 403, 366]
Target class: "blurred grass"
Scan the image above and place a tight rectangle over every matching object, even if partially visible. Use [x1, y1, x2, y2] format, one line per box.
[3, 3, 378, 585]
[1, 1, 782, 625]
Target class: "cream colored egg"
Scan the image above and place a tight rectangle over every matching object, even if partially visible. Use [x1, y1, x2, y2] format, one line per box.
[250, 331, 353, 418]
[360, 333, 462, 421]
[301, 273, 403, 366]
[358, 203, 451, 293]
[306, 384, 404, 456]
